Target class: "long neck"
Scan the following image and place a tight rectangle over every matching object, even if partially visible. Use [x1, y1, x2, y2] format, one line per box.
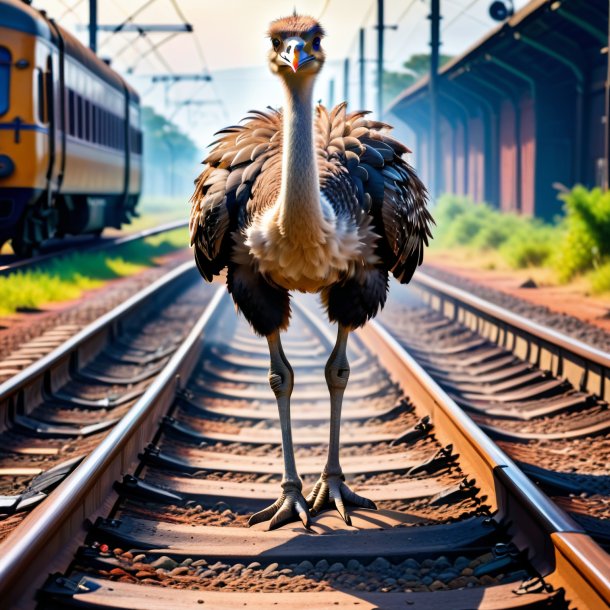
[277, 76, 322, 234]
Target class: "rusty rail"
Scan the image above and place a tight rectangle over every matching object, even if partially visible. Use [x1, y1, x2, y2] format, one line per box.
[0, 219, 188, 277]
[0, 286, 225, 609]
[411, 272, 610, 403]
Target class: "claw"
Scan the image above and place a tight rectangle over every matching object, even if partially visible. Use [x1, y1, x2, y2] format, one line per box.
[249, 485, 311, 530]
[307, 470, 376, 524]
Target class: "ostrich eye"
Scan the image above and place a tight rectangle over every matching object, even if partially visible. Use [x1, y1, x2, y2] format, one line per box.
[272, 38, 281, 50]
[312, 37, 321, 51]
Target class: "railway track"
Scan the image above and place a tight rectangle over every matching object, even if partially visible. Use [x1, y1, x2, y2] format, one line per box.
[382, 272, 610, 551]
[0, 220, 188, 277]
[0, 286, 608, 609]
[0, 261, 211, 543]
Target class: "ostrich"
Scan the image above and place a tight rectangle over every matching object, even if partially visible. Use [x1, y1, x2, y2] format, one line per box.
[190, 14, 432, 530]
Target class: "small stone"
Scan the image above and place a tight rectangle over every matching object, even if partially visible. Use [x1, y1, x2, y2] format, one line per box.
[200, 570, 215, 579]
[247, 562, 262, 570]
[241, 569, 253, 577]
[191, 559, 208, 567]
[327, 562, 344, 573]
[519, 278, 537, 289]
[404, 579, 421, 587]
[294, 560, 313, 574]
[346, 559, 361, 571]
[402, 558, 420, 570]
[170, 567, 190, 576]
[231, 563, 245, 572]
[315, 560, 329, 572]
[109, 568, 129, 577]
[150, 556, 178, 570]
[133, 554, 146, 563]
[113, 548, 124, 556]
[422, 576, 433, 586]
[122, 552, 134, 560]
[434, 556, 451, 569]
[209, 561, 228, 572]
[263, 562, 279, 576]
[279, 568, 293, 576]
[383, 577, 397, 586]
[421, 559, 434, 568]
[438, 570, 458, 582]
[449, 576, 469, 588]
[480, 574, 496, 586]
[454, 556, 470, 570]
[429, 580, 445, 591]
[369, 557, 391, 571]
[180, 558, 194, 567]
[185, 500, 197, 508]
[461, 567, 474, 576]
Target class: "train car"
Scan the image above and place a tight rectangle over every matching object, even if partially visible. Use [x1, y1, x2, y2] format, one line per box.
[0, 0, 142, 256]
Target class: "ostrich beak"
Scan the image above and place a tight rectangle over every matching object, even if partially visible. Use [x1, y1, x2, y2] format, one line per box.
[280, 37, 313, 72]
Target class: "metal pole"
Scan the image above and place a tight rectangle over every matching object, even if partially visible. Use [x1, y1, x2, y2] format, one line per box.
[89, 0, 97, 53]
[377, 0, 384, 119]
[359, 28, 366, 109]
[328, 78, 335, 108]
[343, 58, 350, 106]
[429, 0, 441, 201]
[602, 5, 610, 191]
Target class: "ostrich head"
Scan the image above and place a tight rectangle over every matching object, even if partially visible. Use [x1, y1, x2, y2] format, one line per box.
[267, 14, 326, 83]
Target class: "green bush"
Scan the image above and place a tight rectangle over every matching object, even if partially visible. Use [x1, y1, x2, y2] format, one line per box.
[589, 261, 610, 295]
[500, 224, 555, 269]
[553, 186, 610, 282]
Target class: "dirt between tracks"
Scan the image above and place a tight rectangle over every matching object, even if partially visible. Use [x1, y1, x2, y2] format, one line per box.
[420, 261, 610, 353]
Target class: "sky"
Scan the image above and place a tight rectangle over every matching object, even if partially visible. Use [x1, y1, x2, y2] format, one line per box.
[33, 0, 532, 149]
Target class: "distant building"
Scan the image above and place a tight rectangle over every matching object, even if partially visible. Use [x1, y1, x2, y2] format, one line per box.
[387, 0, 608, 220]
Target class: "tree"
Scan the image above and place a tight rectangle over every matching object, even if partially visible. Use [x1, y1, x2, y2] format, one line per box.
[383, 53, 452, 107]
[141, 106, 200, 197]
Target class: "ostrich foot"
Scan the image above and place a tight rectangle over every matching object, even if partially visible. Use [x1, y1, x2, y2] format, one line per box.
[306, 469, 377, 525]
[248, 481, 311, 530]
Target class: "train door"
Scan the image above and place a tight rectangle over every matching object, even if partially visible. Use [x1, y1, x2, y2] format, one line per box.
[12, 53, 60, 256]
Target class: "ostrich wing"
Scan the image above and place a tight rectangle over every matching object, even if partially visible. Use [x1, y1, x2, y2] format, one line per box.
[189, 108, 282, 281]
[316, 103, 434, 284]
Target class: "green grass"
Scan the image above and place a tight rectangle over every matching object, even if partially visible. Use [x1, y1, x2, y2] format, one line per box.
[431, 189, 610, 296]
[0, 228, 189, 316]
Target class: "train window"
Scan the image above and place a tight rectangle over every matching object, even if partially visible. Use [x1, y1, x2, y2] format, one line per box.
[0, 47, 10, 116]
[37, 69, 46, 123]
[92, 105, 97, 143]
[77, 95, 84, 140]
[68, 89, 76, 136]
[84, 100, 90, 141]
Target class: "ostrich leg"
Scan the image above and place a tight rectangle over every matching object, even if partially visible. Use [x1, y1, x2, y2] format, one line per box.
[307, 324, 377, 525]
[248, 330, 311, 530]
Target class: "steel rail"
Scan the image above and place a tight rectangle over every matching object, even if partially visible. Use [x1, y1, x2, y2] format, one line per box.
[0, 286, 225, 609]
[411, 271, 610, 402]
[356, 319, 610, 610]
[0, 219, 189, 277]
[0, 259, 197, 430]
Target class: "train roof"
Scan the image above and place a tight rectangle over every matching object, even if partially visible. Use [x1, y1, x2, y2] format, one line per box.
[0, 0, 139, 102]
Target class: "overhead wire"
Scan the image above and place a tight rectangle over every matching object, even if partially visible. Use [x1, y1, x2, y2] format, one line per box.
[168, 0, 229, 121]
[443, 0, 490, 26]
[131, 30, 176, 73]
[98, 0, 159, 49]
[442, 0, 482, 31]
[57, 0, 85, 22]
